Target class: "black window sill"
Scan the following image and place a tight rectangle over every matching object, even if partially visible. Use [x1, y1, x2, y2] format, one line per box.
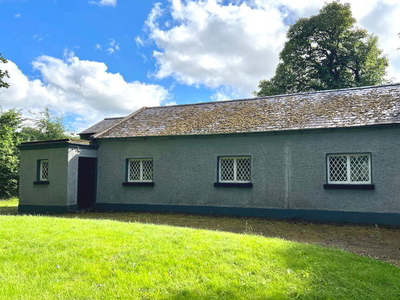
[214, 182, 253, 188]
[324, 184, 375, 190]
[122, 182, 155, 186]
[33, 181, 50, 185]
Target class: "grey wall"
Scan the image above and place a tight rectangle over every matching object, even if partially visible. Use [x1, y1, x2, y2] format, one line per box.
[67, 147, 98, 206]
[19, 146, 98, 208]
[19, 147, 69, 207]
[96, 127, 400, 214]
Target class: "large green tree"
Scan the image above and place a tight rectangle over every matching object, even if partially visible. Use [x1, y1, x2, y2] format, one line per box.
[21, 107, 72, 142]
[0, 53, 10, 89]
[0, 109, 22, 198]
[254, 2, 389, 97]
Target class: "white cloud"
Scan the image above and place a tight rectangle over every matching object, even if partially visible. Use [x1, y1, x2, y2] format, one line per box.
[0, 54, 169, 131]
[142, 0, 400, 97]
[356, 1, 400, 82]
[95, 43, 102, 50]
[210, 92, 230, 101]
[13, 13, 21, 18]
[135, 36, 144, 47]
[210, 87, 240, 101]
[142, 1, 290, 95]
[106, 38, 120, 55]
[90, 0, 117, 7]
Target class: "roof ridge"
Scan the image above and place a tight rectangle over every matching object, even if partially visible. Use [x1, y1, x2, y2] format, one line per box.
[93, 107, 148, 138]
[143, 83, 400, 109]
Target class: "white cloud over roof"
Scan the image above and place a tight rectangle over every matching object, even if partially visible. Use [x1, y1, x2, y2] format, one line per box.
[141, 0, 400, 96]
[0, 53, 169, 131]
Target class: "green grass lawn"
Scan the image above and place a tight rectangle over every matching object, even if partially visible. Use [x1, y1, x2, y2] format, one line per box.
[0, 215, 399, 300]
[0, 197, 18, 208]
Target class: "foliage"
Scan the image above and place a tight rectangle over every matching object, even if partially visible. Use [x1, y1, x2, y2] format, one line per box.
[0, 53, 10, 89]
[255, 2, 389, 97]
[20, 107, 72, 142]
[0, 109, 22, 198]
[0, 216, 399, 299]
[0, 107, 72, 198]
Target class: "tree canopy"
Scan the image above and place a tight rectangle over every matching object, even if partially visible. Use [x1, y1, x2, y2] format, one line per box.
[0, 109, 21, 198]
[254, 2, 389, 97]
[20, 107, 71, 142]
[0, 53, 10, 89]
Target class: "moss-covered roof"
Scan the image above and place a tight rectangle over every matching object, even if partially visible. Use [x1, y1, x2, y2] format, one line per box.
[94, 84, 400, 139]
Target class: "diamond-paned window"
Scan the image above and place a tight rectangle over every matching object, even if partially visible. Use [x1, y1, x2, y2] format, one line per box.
[219, 156, 251, 183]
[327, 154, 371, 184]
[39, 160, 49, 181]
[128, 158, 153, 182]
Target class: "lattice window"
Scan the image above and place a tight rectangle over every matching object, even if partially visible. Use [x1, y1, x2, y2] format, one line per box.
[128, 158, 153, 182]
[219, 156, 251, 183]
[327, 154, 371, 184]
[39, 160, 49, 181]
[328, 156, 348, 182]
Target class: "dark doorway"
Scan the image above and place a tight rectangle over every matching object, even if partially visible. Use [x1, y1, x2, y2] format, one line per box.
[77, 157, 97, 210]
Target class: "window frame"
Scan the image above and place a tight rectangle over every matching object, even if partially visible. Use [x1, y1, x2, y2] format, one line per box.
[326, 153, 372, 185]
[126, 157, 154, 183]
[38, 159, 49, 182]
[217, 156, 252, 184]
[34, 159, 50, 185]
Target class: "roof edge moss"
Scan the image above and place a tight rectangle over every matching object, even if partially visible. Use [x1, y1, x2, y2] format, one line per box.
[93, 122, 400, 141]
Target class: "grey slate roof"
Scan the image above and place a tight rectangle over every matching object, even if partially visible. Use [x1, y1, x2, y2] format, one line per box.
[94, 84, 400, 139]
[80, 117, 124, 135]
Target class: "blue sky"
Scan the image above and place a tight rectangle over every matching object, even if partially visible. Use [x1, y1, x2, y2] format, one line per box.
[1, 0, 211, 104]
[1, 0, 400, 132]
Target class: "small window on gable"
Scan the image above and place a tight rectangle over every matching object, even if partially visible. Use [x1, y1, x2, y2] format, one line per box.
[219, 156, 251, 183]
[327, 154, 371, 184]
[127, 158, 153, 182]
[38, 159, 49, 181]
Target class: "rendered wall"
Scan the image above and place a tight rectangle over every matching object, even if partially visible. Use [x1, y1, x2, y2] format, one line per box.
[19, 146, 98, 213]
[19, 147, 69, 209]
[96, 126, 400, 219]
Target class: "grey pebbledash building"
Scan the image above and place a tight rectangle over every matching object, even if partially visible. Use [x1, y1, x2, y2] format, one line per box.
[18, 84, 400, 225]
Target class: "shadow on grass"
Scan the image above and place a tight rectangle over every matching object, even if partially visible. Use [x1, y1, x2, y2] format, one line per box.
[0, 198, 18, 215]
[166, 243, 398, 299]
[158, 242, 400, 299]
[0, 206, 18, 215]
[2, 200, 400, 268]
[161, 289, 238, 300]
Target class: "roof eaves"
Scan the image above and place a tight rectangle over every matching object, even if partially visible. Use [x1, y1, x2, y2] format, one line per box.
[18, 139, 98, 150]
[92, 107, 148, 139]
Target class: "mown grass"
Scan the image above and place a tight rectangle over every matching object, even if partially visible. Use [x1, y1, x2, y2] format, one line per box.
[0, 216, 399, 299]
[0, 197, 18, 207]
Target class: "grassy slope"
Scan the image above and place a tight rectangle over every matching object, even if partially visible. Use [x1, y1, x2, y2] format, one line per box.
[0, 216, 399, 300]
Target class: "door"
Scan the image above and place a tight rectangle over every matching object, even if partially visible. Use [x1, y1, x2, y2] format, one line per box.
[77, 157, 97, 210]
